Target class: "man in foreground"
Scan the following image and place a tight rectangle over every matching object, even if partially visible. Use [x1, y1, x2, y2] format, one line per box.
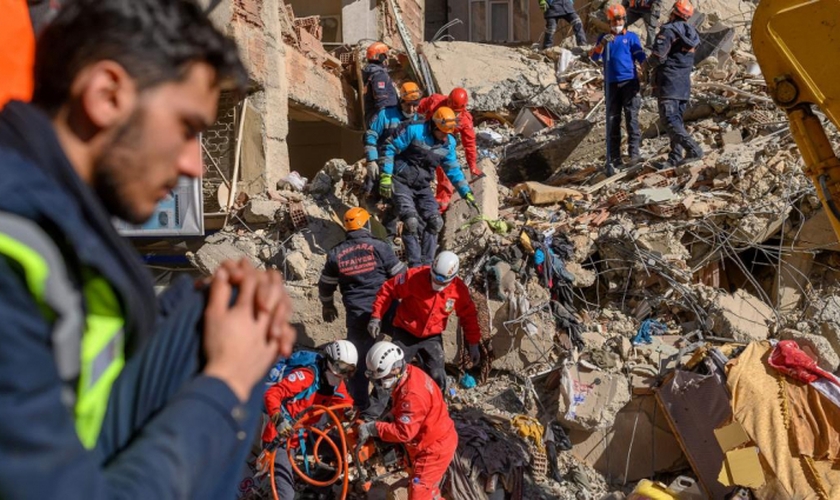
[0, 1, 295, 498]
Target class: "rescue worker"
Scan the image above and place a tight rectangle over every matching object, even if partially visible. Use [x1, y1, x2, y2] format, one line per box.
[539, 0, 587, 50]
[318, 207, 406, 413]
[0, 0, 35, 108]
[622, 0, 662, 49]
[362, 41, 398, 125]
[364, 82, 422, 240]
[357, 341, 458, 500]
[590, 4, 646, 172]
[261, 341, 357, 499]
[418, 87, 483, 213]
[367, 251, 481, 389]
[0, 1, 297, 498]
[647, 0, 704, 169]
[379, 108, 478, 267]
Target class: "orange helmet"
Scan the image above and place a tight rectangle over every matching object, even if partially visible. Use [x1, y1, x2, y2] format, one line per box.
[399, 82, 422, 103]
[605, 4, 626, 21]
[672, 0, 694, 20]
[366, 42, 388, 62]
[432, 107, 458, 134]
[447, 88, 468, 112]
[344, 207, 371, 231]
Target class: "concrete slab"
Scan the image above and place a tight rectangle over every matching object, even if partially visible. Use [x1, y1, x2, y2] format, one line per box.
[441, 158, 500, 255]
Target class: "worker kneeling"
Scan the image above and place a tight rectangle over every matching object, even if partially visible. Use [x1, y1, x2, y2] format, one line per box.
[358, 342, 458, 500]
[260, 341, 358, 498]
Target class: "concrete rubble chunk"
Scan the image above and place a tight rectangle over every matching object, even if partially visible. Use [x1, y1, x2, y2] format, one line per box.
[778, 328, 840, 372]
[189, 240, 260, 276]
[634, 187, 677, 204]
[243, 199, 286, 224]
[558, 363, 632, 432]
[706, 289, 774, 342]
[441, 158, 500, 254]
[512, 182, 585, 206]
[284, 251, 308, 281]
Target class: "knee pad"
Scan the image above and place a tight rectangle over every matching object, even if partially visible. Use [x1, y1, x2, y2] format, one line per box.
[426, 215, 443, 234]
[404, 216, 420, 235]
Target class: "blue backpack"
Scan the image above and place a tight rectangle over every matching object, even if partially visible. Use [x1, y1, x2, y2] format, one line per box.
[265, 350, 323, 420]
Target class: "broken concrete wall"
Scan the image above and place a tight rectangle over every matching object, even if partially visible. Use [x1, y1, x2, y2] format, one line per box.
[287, 48, 359, 127]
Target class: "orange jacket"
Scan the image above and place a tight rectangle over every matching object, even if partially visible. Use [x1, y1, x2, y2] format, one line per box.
[375, 365, 456, 461]
[370, 266, 481, 344]
[262, 367, 353, 443]
[0, 0, 35, 108]
[418, 93, 479, 174]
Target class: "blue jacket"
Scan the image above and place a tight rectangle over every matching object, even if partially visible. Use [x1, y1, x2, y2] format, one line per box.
[591, 30, 646, 84]
[318, 229, 405, 321]
[649, 20, 700, 100]
[382, 121, 472, 198]
[0, 102, 254, 499]
[364, 106, 418, 162]
[363, 63, 398, 121]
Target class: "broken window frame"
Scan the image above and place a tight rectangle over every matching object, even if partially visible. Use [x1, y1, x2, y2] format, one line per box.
[469, 0, 515, 43]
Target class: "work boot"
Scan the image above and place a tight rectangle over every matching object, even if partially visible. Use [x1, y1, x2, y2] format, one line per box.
[625, 155, 644, 167]
[678, 148, 705, 166]
[653, 159, 676, 171]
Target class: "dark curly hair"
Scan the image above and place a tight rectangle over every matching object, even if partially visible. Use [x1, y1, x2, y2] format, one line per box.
[33, 0, 248, 114]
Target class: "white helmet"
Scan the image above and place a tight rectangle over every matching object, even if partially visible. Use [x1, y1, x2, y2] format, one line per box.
[323, 340, 358, 385]
[431, 250, 460, 291]
[365, 341, 406, 390]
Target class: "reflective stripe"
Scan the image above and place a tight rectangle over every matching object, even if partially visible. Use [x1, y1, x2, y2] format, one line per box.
[389, 262, 407, 277]
[319, 274, 339, 285]
[0, 212, 124, 449]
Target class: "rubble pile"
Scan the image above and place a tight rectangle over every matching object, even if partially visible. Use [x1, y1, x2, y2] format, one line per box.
[191, 1, 840, 497]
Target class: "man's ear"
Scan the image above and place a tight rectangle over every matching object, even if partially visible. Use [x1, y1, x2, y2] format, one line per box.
[72, 60, 138, 129]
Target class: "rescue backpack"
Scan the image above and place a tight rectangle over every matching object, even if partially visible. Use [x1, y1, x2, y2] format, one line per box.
[266, 349, 323, 420]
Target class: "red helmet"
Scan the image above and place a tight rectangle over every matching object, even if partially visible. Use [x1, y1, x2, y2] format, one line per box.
[605, 4, 626, 22]
[447, 88, 468, 112]
[672, 0, 695, 20]
[366, 42, 388, 62]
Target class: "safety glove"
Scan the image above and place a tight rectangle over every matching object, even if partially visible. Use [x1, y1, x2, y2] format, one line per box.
[379, 174, 393, 198]
[465, 192, 479, 213]
[367, 317, 382, 339]
[468, 343, 481, 365]
[357, 421, 378, 445]
[271, 413, 294, 439]
[539, 0, 548, 12]
[367, 161, 379, 178]
[322, 301, 339, 323]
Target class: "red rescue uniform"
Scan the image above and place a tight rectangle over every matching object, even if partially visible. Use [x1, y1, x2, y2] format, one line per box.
[370, 266, 481, 344]
[418, 93, 481, 213]
[262, 367, 353, 443]
[375, 365, 457, 500]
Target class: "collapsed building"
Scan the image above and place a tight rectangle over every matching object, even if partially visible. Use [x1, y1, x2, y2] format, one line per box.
[158, 0, 840, 498]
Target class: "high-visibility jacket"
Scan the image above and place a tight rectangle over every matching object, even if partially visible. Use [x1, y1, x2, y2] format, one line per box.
[370, 266, 481, 344]
[0, 0, 35, 108]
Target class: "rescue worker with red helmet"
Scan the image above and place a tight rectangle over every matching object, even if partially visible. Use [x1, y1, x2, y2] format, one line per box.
[418, 87, 483, 213]
[647, 0, 703, 169]
[367, 251, 481, 389]
[621, 0, 663, 49]
[379, 109, 478, 267]
[261, 341, 357, 499]
[363, 42, 398, 124]
[590, 4, 646, 172]
[318, 207, 405, 415]
[357, 341, 458, 500]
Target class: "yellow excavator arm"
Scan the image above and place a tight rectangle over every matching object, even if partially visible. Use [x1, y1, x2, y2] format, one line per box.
[753, 0, 840, 240]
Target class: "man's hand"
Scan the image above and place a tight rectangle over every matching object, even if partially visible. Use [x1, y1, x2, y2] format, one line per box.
[203, 264, 290, 402]
[367, 317, 382, 339]
[276, 419, 293, 439]
[357, 421, 378, 444]
[367, 161, 379, 179]
[379, 174, 393, 198]
[600, 34, 615, 47]
[468, 343, 481, 366]
[322, 301, 339, 323]
[465, 192, 479, 213]
[539, 0, 548, 12]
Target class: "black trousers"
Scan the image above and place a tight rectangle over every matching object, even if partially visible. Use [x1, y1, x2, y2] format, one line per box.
[607, 79, 642, 166]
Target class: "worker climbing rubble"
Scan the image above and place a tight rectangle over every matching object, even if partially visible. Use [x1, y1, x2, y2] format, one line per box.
[540, 0, 587, 50]
[357, 341, 458, 500]
[318, 207, 405, 415]
[417, 87, 483, 213]
[362, 41, 398, 125]
[380, 107, 478, 267]
[590, 3, 646, 173]
[646, 0, 704, 169]
[622, 0, 663, 49]
[368, 251, 481, 390]
[259, 341, 357, 499]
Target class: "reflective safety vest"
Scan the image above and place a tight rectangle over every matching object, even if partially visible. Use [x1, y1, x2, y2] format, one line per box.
[0, 212, 125, 449]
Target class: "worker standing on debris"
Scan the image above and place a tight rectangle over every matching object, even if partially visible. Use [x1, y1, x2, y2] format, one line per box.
[622, 0, 662, 49]
[363, 42, 398, 125]
[367, 251, 480, 389]
[418, 88, 483, 213]
[590, 4, 646, 171]
[647, 0, 704, 168]
[318, 207, 406, 413]
[539, 0, 587, 50]
[260, 341, 357, 499]
[0, 1, 298, 498]
[358, 341, 458, 500]
[380, 108, 478, 267]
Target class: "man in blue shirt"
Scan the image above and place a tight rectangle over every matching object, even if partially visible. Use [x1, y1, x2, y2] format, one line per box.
[380, 108, 477, 267]
[590, 4, 646, 172]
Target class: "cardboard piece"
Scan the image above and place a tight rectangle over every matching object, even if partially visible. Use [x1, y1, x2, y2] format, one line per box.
[714, 422, 750, 452]
[718, 447, 765, 489]
[512, 182, 585, 206]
